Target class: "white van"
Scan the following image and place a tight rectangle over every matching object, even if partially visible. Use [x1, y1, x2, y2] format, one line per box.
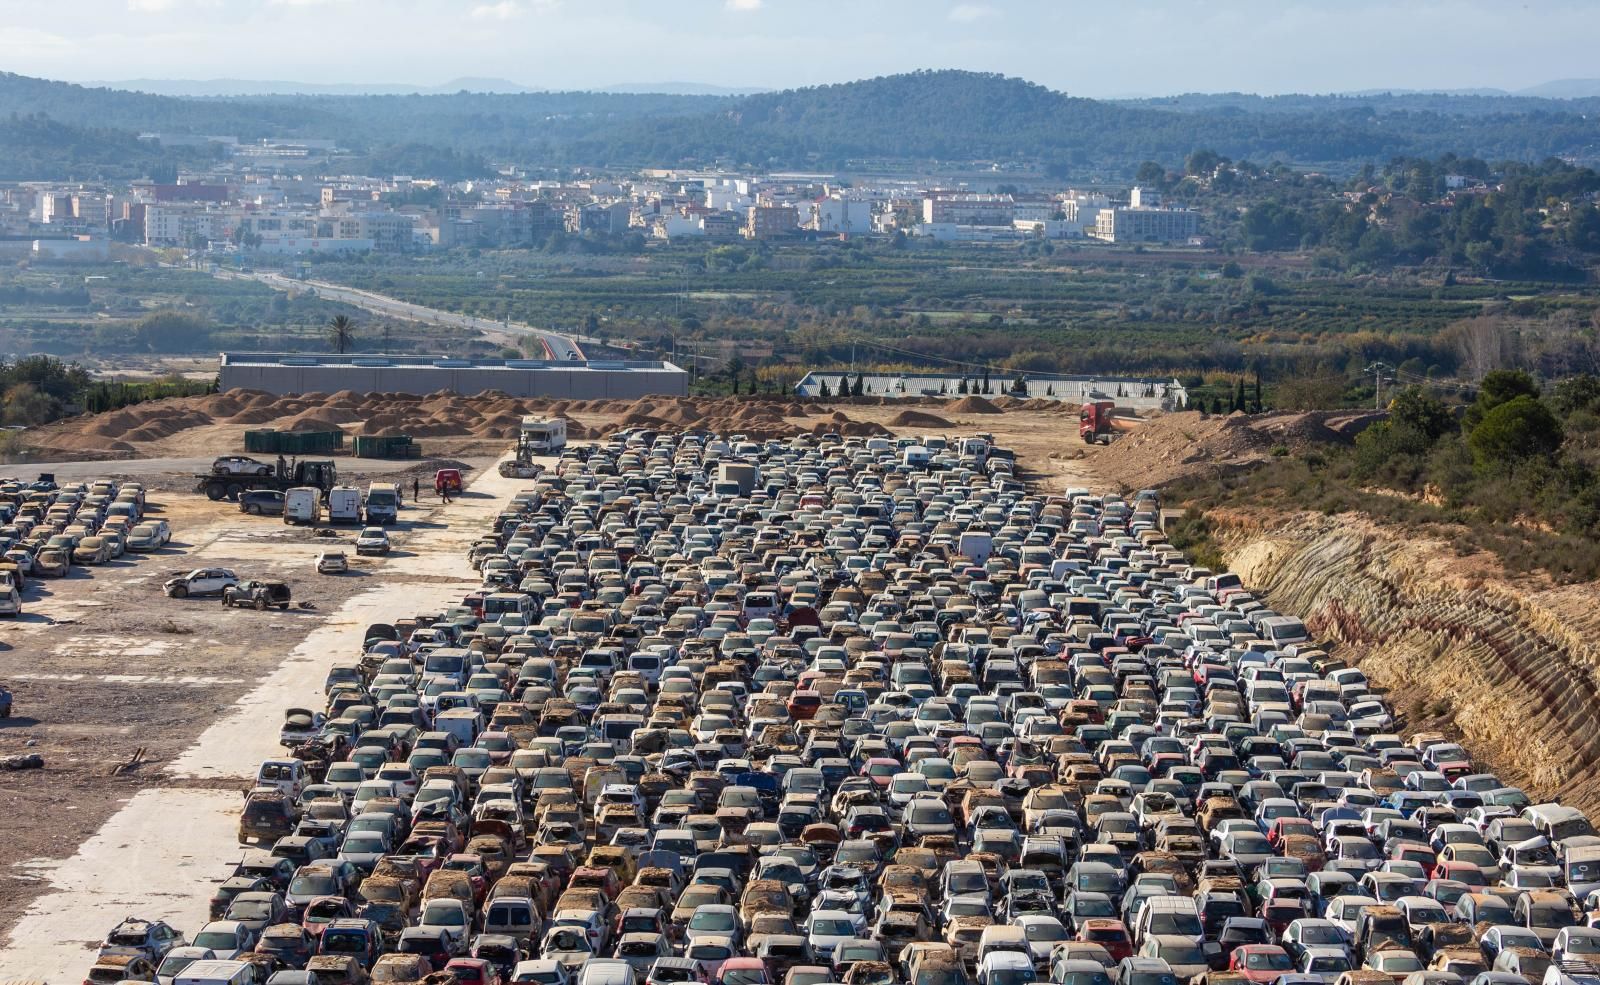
[327, 486, 363, 524]
[283, 487, 321, 526]
[959, 531, 993, 564]
[175, 959, 255, 985]
[903, 445, 933, 469]
[1258, 615, 1309, 647]
[436, 707, 484, 746]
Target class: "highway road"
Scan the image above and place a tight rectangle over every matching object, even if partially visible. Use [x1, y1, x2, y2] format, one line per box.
[216, 268, 591, 360]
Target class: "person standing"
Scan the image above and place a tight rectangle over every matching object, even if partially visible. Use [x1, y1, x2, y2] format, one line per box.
[413, 476, 420, 503]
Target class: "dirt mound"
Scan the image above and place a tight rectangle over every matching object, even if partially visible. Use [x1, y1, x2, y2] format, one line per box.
[1091, 409, 1381, 489]
[946, 396, 1003, 414]
[888, 410, 955, 429]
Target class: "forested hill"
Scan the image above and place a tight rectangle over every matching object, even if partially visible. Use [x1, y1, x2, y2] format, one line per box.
[5, 69, 1600, 178]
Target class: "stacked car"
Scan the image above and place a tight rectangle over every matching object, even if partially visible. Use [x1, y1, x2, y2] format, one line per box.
[93, 431, 1600, 985]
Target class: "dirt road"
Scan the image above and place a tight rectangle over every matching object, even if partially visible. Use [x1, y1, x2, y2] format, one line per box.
[0, 456, 532, 979]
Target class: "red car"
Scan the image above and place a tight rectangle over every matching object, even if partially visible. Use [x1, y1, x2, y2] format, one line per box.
[446, 957, 504, 985]
[302, 896, 355, 940]
[1266, 817, 1317, 849]
[1229, 945, 1294, 984]
[1077, 919, 1133, 962]
[859, 758, 902, 789]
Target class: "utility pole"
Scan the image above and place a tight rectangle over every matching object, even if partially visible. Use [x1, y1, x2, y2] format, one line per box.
[1364, 361, 1390, 410]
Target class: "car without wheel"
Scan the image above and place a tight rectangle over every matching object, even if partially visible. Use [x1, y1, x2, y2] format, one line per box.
[164, 567, 239, 598]
[223, 579, 293, 611]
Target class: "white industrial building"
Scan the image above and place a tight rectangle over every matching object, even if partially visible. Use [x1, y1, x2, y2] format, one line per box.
[794, 371, 1186, 410]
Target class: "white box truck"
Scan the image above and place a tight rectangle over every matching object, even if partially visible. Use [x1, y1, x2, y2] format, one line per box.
[283, 487, 321, 526]
[327, 486, 362, 524]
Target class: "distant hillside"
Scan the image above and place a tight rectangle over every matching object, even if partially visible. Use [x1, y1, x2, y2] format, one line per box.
[6, 69, 1600, 178]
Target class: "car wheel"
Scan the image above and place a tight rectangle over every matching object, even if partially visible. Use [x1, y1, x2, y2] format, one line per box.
[171, 585, 188, 598]
[256, 467, 272, 476]
[256, 597, 269, 611]
[226, 484, 244, 501]
[246, 504, 260, 515]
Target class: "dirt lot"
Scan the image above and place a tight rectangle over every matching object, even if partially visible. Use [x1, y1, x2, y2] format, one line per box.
[0, 482, 485, 940]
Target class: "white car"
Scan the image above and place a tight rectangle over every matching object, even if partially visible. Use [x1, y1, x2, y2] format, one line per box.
[355, 527, 390, 557]
[163, 567, 238, 598]
[211, 456, 273, 476]
[316, 551, 349, 574]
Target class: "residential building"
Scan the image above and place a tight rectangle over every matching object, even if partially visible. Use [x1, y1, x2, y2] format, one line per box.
[745, 204, 798, 240]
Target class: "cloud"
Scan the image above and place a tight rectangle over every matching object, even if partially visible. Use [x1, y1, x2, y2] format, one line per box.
[471, 0, 523, 18]
[127, 0, 177, 11]
[948, 3, 994, 22]
[726, 0, 762, 10]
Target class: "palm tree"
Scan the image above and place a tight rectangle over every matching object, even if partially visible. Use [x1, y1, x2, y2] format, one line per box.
[328, 315, 355, 354]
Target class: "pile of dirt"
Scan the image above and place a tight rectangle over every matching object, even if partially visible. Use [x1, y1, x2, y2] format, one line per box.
[1091, 409, 1383, 489]
[946, 396, 1003, 415]
[888, 410, 955, 429]
[20, 388, 964, 458]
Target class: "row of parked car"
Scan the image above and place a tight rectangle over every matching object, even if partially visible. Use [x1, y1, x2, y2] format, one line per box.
[83, 430, 1600, 985]
[0, 472, 171, 615]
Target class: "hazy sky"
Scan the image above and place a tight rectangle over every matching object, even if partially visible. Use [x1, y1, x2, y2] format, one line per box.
[4, 0, 1598, 96]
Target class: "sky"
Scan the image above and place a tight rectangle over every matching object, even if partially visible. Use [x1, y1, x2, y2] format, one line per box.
[3, 0, 1599, 97]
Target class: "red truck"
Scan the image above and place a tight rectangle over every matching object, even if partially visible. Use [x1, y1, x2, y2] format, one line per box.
[1078, 401, 1143, 444]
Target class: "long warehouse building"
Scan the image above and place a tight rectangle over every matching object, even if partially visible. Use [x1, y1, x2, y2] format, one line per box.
[219, 352, 689, 398]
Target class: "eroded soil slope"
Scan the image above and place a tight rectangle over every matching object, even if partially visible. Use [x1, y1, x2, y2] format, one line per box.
[1217, 509, 1600, 812]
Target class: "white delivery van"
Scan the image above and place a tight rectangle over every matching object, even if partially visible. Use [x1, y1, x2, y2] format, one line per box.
[903, 445, 933, 469]
[364, 483, 400, 525]
[283, 487, 321, 526]
[327, 486, 363, 524]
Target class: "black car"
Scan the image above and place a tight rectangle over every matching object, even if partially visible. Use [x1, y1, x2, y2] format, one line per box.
[239, 490, 286, 516]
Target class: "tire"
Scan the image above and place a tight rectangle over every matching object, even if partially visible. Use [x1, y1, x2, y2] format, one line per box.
[171, 585, 188, 599]
[256, 467, 272, 476]
[256, 597, 269, 611]
[246, 505, 260, 515]
[205, 483, 226, 501]
[225, 484, 244, 502]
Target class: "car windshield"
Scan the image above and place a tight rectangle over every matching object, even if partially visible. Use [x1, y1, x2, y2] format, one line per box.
[813, 918, 856, 936]
[194, 930, 238, 949]
[1245, 952, 1292, 971]
[722, 971, 768, 985]
[289, 873, 337, 896]
[158, 955, 199, 975]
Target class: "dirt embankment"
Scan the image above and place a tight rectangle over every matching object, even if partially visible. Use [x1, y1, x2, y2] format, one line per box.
[1214, 509, 1600, 812]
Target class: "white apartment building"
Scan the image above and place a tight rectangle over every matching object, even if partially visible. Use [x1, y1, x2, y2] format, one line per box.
[1091, 206, 1200, 243]
[922, 193, 1015, 226]
[810, 196, 875, 235]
